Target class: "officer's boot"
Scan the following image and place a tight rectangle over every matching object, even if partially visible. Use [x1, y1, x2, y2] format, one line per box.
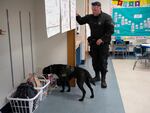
[93, 71, 100, 82]
[101, 72, 107, 88]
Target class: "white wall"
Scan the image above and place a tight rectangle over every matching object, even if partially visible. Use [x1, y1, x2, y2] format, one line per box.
[0, 0, 68, 108]
[76, 0, 86, 61]
[0, 7, 13, 108]
[34, 0, 67, 71]
[0, 0, 35, 108]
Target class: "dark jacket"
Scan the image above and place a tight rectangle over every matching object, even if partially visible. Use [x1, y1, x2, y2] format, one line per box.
[76, 12, 114, 44]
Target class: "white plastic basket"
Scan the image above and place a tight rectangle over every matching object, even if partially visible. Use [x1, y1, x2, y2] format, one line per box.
[7, 89, 42, 113]
[34, 79, 50, 101]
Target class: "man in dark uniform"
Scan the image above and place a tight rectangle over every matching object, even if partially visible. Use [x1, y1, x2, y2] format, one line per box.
[76, 1, 114, 88]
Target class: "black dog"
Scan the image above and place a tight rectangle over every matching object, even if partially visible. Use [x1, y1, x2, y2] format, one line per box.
[43, 64, 73, 92]
[42, 64, 95, 101]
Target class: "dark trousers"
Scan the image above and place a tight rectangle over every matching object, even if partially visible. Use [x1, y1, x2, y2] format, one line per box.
[90, 44, 109, 77]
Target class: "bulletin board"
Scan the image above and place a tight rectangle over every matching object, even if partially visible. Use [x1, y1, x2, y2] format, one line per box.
[112, 7, 150, 36]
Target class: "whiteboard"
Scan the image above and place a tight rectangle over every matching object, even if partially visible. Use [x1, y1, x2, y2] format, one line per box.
[70, 0, 76, 30]
[60, 0, 70, 33]
[45, 0, 60, 38]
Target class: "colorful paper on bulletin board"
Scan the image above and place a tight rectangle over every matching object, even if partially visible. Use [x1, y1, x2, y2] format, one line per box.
[112, 0, 140, 6]
[112, 0, 140, 1]
[135, 1, 140, 6]
[140, 0, 150, 6]
[112, 7, 150, 36]
[129, 1, 134, 6]
[112, 1, 118, 5]
[122, 1, 128, 7]
[123, 0, 139, 1]
[118, 0, 123, 6]
[112, 0, 118, 5]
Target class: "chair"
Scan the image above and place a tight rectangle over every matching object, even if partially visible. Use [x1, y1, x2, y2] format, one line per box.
[133, 45, 149, 70]
[112, 39, 128, 58]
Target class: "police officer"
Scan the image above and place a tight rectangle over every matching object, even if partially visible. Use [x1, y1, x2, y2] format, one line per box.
[76, 1, 114, 88]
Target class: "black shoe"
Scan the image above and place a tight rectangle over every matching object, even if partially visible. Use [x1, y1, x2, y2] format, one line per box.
[101, 81, 107, 88]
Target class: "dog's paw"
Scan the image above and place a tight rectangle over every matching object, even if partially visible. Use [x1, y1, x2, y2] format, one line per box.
[66, 89, 70, 92]
[78, 98, 84, 101]
[90, 95, 94, 98]
[60, 90, 64, 92]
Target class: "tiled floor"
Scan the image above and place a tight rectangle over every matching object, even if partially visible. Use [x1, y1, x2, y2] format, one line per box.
[112, 59, 150, 113]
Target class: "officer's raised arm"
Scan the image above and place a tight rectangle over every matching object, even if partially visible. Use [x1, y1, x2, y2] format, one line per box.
[76, 14, 89, 25]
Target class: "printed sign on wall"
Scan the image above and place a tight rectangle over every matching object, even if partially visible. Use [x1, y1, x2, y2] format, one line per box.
[61, 0, 70, 33]
[45, 0, 60, 38]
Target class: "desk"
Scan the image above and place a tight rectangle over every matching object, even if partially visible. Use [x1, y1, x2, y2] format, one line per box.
[141, 44, 150, 55]
[141, 44, 150, 48]
[112, 41, 129, 58]
[133, 44, 150, 70]
[141, 44, 150, 67]
[112, 41, 130, 45]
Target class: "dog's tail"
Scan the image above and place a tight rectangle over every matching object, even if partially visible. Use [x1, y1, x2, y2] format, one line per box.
[87, 72, 95, 86]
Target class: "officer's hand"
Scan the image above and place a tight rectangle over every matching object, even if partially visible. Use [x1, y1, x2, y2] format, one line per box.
[96, 39, 103, 45]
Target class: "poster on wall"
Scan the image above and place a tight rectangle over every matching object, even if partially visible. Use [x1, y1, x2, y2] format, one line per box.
[140, 0, 150, 6]
[61, 0, 70, 33]
[112, 0, 150, 7]
[70, 0, 76, 30]
[112, 7, 150, 36]
[45, 0, 60, 38]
